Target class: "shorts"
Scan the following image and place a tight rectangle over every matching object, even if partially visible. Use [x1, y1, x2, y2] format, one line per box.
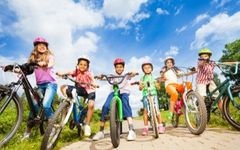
[196, 81, 219, 98]
[66, 85, 96, 101]
[142, 95, 160, 113]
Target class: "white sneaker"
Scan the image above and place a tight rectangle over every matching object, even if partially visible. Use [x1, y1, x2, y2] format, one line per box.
[21, 132, 30, 141]
[127, 130, 136, 141]
[92, 131, 104, 141]
[84, 125, 91, 136]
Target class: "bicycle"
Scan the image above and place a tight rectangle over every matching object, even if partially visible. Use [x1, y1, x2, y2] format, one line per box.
[169, 67, 207, 135]
[41, 74, 99, 150]
[131, 81, 160, 138]
[0, 63, 52, 147]
[203, 62, 240, 130]
[94, 73, 138, 148]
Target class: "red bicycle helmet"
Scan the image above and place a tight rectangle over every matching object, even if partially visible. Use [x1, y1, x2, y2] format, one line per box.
[114, 58, 125, 66]
[33, 37, 48, 46]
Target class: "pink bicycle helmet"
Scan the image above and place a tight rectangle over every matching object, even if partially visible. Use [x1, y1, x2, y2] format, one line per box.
[114, 58, 125, 66]
[33, 37, 48, 46]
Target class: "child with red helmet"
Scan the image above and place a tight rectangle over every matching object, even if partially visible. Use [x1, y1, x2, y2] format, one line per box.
[139, 61, 165, 135]
[56, 57, 97, 136]
[93, 58, 137, 141]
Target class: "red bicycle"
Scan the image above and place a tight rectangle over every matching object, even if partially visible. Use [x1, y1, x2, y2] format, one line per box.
[170, 67, 207, 135]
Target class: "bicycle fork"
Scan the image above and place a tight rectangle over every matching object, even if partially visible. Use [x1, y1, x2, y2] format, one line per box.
[61, 101, 73, 127]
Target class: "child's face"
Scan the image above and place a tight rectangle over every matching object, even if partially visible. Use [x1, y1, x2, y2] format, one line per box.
[143, 64, 152, 74]
[78, 60, 88, 72]
[200, 54, 210, 60]
[166, 60, 173, 68]
[36, 43, 47, 53]
[115, 64, 124, 75]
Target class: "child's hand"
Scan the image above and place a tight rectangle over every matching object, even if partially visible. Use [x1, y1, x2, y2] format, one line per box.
[128, 72, 138, 77]
[139, 81, 144, 90]
[155, 82, 160, 90]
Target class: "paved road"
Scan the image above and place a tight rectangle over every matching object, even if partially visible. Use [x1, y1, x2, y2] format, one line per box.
[61, 120, 240, 150]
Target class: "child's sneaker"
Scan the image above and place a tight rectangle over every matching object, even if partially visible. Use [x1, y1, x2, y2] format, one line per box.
[127, 130, 136, 141]
[84, 125, 91, 136]
[21, 132, 30, 141]
[158, 126, 165, 134]
[92, 131, 104, 141]
[141, 127, 148, 136]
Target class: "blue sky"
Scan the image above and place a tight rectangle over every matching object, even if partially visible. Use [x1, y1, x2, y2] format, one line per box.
[1, 0, 240, 115]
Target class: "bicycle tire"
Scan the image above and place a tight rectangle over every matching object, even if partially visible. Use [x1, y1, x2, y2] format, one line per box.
[149, 97, 159, 138]
[41, 101, 70, 150]
[110, 99, 120, 148]
[171, 113, 179, 128]
[0, 89, 23, 147]
[184, 91, 207, 135]
[223, 96, 240, 130]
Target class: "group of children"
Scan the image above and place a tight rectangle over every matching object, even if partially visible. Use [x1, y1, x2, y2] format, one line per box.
[13, 36, 220, 141]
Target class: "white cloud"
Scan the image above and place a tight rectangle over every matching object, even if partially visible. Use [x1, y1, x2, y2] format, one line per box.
[174, 6, 183, 16]
[192, 13, 210, 26]
[212, 0, 231, 8]
[176, 25, 187, 33]
[164, 46, 179, 56]
[191, 12, 240, 50]
[103, 0, 148, 29]
[156, 8, 169, 15]
[132, 12, 150, 23]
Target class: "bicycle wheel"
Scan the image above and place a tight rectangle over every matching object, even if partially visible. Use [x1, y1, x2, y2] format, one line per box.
[0, 87, 23, 147]
[110, 99, 120, 148]
[223, 95, 240, 130]
[171, 113, 179, 128]
[184, 91, 207, 135]
[41, 101, 70, 150]
[148, 97, 159, 138]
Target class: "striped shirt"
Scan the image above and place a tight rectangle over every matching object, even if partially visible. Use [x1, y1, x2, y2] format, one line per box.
[70, 69, 96, 94]
[196, 60, 215, 84]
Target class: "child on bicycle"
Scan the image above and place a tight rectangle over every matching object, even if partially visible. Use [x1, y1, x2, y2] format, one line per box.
[93, 58, 137, 141]
[56, 57, 96, 137]
[139, 62, 165, 135]
[195, 48, 222, 112]
[160, 56, 183, 120]
[23, 37, 58, 139]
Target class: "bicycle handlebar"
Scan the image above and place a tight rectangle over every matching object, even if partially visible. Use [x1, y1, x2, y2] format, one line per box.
[95, 72, 139, 85]
[216, 62, 239, 75]
[56, 74, 99, 88]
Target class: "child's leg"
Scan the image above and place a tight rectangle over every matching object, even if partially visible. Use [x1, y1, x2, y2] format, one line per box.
[60, 85, 68, 98]
[121, 93, 134, 129]
[166, 84, 179, 118]
[209, 81, 222, 112]
[85, 92, 96, 125]
[142, 96, 149, 127]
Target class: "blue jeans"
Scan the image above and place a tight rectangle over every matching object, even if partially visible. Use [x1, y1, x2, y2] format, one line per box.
[100, 92, 133, 121]
[37, 82, 57, 119]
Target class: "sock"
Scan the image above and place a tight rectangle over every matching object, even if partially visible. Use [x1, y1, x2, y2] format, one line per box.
[100, 126, 104, 132]
[129, 124, 134, 131]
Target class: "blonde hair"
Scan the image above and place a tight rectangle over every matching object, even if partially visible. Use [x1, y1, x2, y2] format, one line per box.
[28, 46, 53, 65]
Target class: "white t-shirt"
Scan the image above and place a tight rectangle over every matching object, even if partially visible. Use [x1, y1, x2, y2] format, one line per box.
[109, 72, 131, 94]
[164, 69, 178, 87]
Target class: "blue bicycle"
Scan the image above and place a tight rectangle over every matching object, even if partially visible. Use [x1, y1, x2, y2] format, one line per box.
[41, 75, 98, 150]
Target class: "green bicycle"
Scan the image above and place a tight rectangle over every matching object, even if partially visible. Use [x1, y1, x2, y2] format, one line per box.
[203, 62, 240, 130]
[95, 73, 138, 148]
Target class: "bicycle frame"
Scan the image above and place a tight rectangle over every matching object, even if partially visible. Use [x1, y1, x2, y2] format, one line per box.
[111, 85, 123, 122]
[206, 63, 239, 109]
[0, 69, 42, 117]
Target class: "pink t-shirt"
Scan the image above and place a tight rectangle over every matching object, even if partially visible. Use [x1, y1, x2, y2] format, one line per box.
[196, 61, 215, 84]
[34, 55, 56, 84]
[70, 69, 96, 94]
